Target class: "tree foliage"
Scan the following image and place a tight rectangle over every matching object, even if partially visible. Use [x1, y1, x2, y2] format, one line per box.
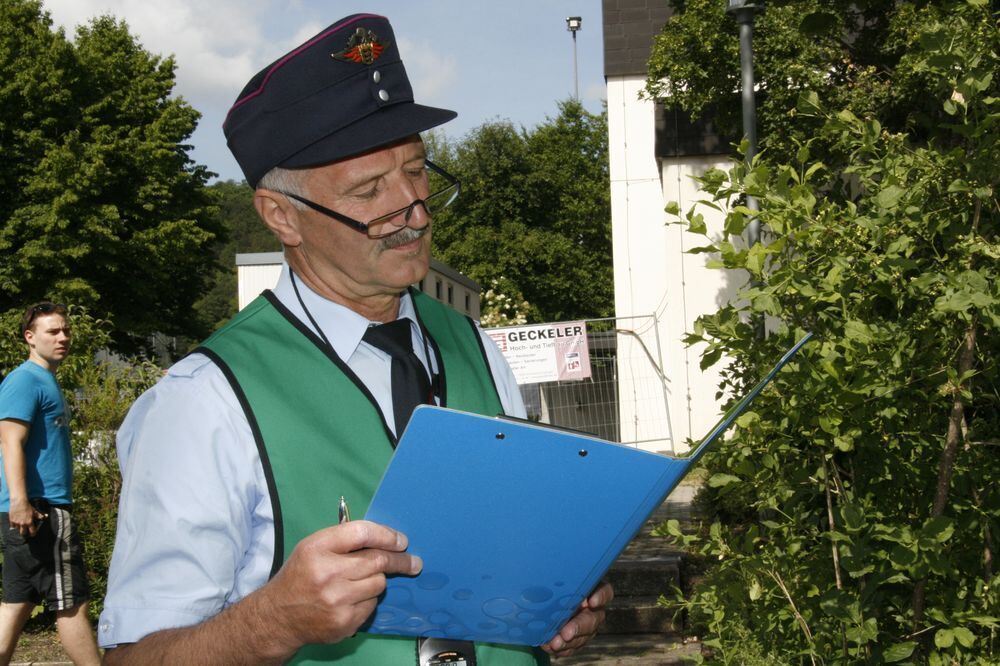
[654, 1, 999, 663]
[192, 180, 280, 335]
[0, 0, 222, 351]
[429, 99, 613, 323]
[646, 0, 985, 166]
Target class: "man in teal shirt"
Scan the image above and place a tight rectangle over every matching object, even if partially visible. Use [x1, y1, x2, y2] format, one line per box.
[0, 302, 100, 665]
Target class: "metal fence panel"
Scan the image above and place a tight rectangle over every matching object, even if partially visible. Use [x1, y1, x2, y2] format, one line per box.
[511, 316, 675, 454]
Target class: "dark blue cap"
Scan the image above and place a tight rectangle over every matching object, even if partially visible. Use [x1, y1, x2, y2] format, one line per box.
[223, 14, 457, 187]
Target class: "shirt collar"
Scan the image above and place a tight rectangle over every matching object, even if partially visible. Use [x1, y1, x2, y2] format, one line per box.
[271, 263, 419, 361]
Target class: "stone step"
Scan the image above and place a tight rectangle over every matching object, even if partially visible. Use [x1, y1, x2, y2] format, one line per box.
[604, 556, 681, 598]
[558, 633, 701, 665]
[602, 596, 683, 635]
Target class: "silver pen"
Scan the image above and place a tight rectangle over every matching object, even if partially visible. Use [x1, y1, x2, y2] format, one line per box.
[338, 495, 351, 524]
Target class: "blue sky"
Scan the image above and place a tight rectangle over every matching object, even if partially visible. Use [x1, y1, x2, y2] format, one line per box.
[41, 0, 607, 183]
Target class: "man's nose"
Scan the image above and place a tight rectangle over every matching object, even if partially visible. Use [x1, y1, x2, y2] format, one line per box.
[401, 198, 430, 227]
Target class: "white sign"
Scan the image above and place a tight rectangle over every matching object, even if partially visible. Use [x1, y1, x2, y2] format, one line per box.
[486, 322, 592, 385]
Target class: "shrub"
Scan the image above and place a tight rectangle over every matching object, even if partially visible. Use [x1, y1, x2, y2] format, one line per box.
[665, 3, 999, 663]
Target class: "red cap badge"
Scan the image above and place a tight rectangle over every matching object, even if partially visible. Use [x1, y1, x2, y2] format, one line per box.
[331, 27, 390, 65]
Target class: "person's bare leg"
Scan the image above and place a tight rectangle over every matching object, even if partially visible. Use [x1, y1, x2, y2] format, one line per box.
[0, 602, 35, 665]
[54, 603, 100, 666]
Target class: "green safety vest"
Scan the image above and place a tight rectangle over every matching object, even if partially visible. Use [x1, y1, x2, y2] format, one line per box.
[199, 289, 547, 665]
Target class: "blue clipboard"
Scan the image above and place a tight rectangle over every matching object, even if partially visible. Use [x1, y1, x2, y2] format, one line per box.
[363, 333, 812, 646]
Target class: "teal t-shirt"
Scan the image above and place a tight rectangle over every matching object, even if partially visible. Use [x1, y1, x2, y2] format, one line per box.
[0, 361, 73, 509]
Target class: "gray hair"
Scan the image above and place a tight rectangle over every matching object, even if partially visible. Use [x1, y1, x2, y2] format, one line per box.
[257, 166, 309, 210]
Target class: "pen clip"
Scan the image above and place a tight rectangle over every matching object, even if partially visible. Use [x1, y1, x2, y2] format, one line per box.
[338, 495, 351, 524]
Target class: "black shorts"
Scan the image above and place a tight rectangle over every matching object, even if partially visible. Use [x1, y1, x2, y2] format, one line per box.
[1, 500, 90, 611]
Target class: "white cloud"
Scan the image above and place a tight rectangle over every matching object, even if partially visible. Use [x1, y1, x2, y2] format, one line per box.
[40, 0, 297, 109]
[396, 37, 458, 105]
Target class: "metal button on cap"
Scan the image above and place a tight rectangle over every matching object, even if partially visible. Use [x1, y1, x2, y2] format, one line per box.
[378, 89, 390, 102]
[372, 70, 381, 83]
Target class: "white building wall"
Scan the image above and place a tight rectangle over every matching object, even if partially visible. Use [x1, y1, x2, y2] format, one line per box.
[608, 74, 739, 454]
[238, 264, 282, 310]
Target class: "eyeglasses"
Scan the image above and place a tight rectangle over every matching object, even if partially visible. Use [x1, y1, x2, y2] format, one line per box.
[276, 159, 460, 239]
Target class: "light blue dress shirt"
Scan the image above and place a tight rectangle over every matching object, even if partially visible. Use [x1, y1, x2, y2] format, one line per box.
[98, 264, 525, 648]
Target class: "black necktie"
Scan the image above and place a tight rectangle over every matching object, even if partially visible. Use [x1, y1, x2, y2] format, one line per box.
[362, 319, 432, 438]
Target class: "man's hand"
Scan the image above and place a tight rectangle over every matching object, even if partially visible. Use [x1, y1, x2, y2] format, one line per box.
[542, 580, 614, 658]
[8, 497, 46, 537]
[105, 520, 422, 665]
[254, 520, 422, 658]
[1, 419, 42, 537]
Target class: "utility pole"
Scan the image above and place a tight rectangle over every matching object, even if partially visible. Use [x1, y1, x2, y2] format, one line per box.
[566, 16, 582, 99]
[726, 0, 763, 247]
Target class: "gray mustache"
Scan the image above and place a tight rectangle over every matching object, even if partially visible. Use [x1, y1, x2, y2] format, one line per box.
[378, 226, 427, 251]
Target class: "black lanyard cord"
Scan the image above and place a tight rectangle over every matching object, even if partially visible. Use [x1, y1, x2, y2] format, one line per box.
[288, 268, 437, 390]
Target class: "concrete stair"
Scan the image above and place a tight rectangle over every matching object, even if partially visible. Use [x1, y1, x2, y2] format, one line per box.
[602, 559, 682, 634]
[560, 483, 701, 664]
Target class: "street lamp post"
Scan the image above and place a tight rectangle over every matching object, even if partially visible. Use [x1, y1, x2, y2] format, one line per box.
[566, 16, 582, 100]
[726, 0, 763, 248]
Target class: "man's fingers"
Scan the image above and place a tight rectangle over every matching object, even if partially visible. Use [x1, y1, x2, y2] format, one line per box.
[313, 520, 409, 554]
[586, 581, 614, 609]
[340, 548, 423, 580]
[543, 601, 609, 656]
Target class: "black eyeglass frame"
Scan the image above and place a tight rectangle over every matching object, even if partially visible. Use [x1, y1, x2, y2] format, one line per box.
[275, 159, 460, 239]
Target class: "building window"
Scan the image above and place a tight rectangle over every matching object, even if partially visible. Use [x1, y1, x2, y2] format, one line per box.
[447, 285, 454, 305]
[464, 293, 470, 312]
[435, 279, 442, 299]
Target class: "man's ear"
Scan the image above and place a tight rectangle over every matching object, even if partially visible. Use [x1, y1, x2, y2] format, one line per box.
[254, 190, 303, 247]
[23, 328, 34, 348]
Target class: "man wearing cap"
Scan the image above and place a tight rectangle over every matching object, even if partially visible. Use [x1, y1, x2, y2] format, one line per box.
[100, 14, 611, 665]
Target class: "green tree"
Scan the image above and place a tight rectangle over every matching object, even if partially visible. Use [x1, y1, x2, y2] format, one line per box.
[192, 180, 280, 335]
[0, 0, 222, 351]
[430, 99, 613, 323]
[646, 0, 972, 166]
[656, 1, 999, 663]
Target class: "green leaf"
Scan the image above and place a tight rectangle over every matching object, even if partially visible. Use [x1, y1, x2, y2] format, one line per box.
[922, 516, 954, 543]
[664, 201, 680, 216]
[818, 412, 842, 434]
[876, 185, 905, 209]
[934, 628, 954, 648]
[798, 90, 821, 113]
[834, 436, 854, 452]
[844, 320, 873, 344]
[748, 578, 763, 601]
[934, 291, 973, 313]
[953, 626, 975, 648]
[889, 545, 917, 567]
[883, 642, 916, 662]
[708, 473, 740, 488]
[840, 505, 863, 531]
[746, 243, 766, 276]
[688, 212, 707, 235]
